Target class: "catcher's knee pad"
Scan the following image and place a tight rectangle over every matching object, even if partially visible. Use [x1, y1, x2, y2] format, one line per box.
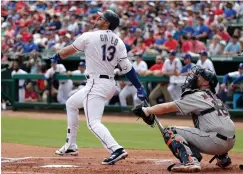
[163, 126, 191, 164]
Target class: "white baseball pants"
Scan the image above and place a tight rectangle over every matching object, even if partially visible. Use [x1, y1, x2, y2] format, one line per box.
[65, 76, 122, 153]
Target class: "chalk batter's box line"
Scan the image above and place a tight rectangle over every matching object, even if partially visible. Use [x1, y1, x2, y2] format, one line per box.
[1, 156, 84, 163]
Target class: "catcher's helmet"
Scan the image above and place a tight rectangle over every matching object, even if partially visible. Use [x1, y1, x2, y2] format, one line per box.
[182, 66, 218, 93]
[97, 10, 120, 31]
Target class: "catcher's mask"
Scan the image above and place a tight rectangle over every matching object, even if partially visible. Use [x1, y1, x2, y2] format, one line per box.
[182, 66, 218, 93]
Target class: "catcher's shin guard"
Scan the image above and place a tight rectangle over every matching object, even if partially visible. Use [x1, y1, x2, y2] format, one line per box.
[163, 127, 194, 164]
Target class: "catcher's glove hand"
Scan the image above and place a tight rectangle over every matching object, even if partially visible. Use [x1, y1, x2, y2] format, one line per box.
[132, 103, 155, 127]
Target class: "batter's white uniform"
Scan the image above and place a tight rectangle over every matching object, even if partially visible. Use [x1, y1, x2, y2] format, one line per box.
[162, 58, 183, 101]
[11, 69, 27, 102]
[119, 60, 148, 106]
[65, 30, 134, 153]
[45, 64, 73, 104]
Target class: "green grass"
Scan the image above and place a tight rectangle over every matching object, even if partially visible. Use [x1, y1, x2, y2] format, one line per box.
[1, 116, 243, 152]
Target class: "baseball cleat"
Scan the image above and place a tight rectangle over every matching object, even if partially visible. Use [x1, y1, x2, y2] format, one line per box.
[102, 148, 128, 165]
[169, 163, 201, 173]
[55, 143, 79, 156]
[216, 155, 232, 169]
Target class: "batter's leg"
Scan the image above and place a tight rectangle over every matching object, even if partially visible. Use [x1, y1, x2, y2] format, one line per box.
[55, 87, 87, 156]
[83, 94, 128, 164]
[84, 94, 122, 153]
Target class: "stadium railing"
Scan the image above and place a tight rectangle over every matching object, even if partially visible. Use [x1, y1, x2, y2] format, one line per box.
[2, 74, 242, 117]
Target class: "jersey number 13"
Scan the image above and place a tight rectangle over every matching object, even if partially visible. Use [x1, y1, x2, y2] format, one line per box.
[101, 44, 116, 62]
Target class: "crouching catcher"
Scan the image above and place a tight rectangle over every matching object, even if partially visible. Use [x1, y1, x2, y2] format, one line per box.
[132, 66, 235, 173]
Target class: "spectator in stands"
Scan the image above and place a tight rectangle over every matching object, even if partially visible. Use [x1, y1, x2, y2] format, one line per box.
[224, 35, 241, 55]
[183, 18, 195, 36]
[197, 50, 215, 72]
[128, 37, 147, 56]
[219, 63, 243, 103]
[46, 15, 62, 31]
[24, 81, 38, 102]
[144, 29, 156, 47]
[119, 53, 148, 106]
[165, 22, 176, 38]
[233, 28, 242, 38]
[239, 37, 243, 54]
[124, 27, 137, 47]
[11, 60, 28, 103]
[224, 2, 237, 20]
[218, 40, 227, 55]
[162, 32, 178, 51]
[216, 24, 230, 42]
[188, 35, 207, 54]
[26, 51, 42, 74]
[67, 15, 78, 33]
[208, 34, 222, 56]
[208, 22, 217, 39]
[140, 55, 164, 76]
[145, 55, 171, 105]
[21, 35, 39, 53]
[194, 16, 211, 43]
[160, 50, 182, 101]
[180, 35, 191, 53]
[179, 54, 196, 76]
[173, 21, 186, 40]
[146, 31, 166, 55]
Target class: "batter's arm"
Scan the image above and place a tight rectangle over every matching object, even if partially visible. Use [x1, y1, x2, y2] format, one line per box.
[59, 45, 78, 59]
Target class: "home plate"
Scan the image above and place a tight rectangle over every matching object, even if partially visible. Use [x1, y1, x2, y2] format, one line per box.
[41, 164, 80, 168]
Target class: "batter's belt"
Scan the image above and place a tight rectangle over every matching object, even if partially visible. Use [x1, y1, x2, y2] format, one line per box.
[86, 75, 113, 79]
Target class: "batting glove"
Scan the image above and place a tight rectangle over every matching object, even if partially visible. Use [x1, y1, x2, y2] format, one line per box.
[49, 53, 62, 63]
[137, 87, 147, 101]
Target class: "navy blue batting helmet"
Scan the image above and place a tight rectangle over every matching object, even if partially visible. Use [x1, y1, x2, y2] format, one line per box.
[97, 10, 120, 31]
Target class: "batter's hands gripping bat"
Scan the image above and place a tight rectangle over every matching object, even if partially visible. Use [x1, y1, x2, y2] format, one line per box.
[144, 99, 165, 134]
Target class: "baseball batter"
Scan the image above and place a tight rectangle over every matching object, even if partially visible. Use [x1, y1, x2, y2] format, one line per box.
[133, 66, 235, 172]
[49, 10, 147, 165]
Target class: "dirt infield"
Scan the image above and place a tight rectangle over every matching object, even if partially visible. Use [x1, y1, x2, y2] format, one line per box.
[2, 110, 243, 173]
[2, 143, 243, 174]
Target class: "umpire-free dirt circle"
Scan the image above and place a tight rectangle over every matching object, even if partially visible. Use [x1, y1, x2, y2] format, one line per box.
[2, 110, 243, 173]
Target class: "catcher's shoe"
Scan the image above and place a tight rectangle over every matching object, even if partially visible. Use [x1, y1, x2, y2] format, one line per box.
[216, 154, 232, 169]
[168, 157, 201, 173]
[55, 143, 78, 156]
[102, 148, 128, 165]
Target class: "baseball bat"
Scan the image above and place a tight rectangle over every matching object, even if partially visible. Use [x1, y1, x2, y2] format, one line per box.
[144, 99, 165, 134]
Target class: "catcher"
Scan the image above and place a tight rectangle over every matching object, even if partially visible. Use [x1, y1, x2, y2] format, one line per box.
[132, 66, 235, 173]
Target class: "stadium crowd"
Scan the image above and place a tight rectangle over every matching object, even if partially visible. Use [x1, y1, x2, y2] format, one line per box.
[1, 1, 243, 108]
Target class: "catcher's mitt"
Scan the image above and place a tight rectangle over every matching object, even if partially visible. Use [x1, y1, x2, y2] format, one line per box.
[132, 103, 155, 127]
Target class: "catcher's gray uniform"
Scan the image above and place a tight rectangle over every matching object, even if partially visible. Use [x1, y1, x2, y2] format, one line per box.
[173, 89, 235, 155]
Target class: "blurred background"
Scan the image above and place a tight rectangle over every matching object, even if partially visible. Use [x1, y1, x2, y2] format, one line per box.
[1, 1, 243, 113]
